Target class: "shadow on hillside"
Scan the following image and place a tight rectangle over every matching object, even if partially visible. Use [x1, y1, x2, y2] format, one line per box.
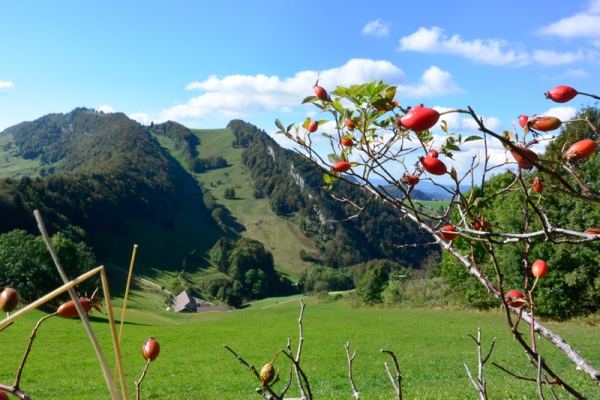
[88, 315, 151, 326]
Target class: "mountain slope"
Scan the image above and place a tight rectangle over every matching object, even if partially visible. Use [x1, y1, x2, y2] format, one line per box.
[228, 120, 435, 270]
[0, 108, 223, 281]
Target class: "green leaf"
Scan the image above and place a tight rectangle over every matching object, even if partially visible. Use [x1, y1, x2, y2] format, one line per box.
[331, 101, 345, 115]
[323, 174, 333, 184]
[302, 95, 318, 104]
[331, 86, 347, 96]
[464, 135, 483, 142]
[444, 143, 461, 152]
[328, 153, 342, 163]
[275, 119, 285, 132]
[322, 132, 333, 138]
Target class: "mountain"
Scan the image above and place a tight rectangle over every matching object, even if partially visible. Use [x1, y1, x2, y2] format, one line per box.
[0, 108, 223, 278]
[0, 110, 437, 305]
[228, 120, 434, 269]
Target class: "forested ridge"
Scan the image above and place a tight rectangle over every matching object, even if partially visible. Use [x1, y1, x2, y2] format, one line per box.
[0, 108, 201, 240]
[0, 110, 439, 305]
[228, 119, 435, 270]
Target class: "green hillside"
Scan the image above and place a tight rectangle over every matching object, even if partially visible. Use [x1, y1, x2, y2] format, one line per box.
[190, 128, 318, 280]
[0, 110, 437, 307]
[0, 134, 42, 178]
[147, 126, 317, 282]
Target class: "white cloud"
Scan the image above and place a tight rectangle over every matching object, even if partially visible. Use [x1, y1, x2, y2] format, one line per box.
[98, 105, 115, 113]
[268, 129, 298, 150]
[537, 0, 600, 40]
[160, 59, 463, 122]
[396, 66, 463, 97]
[0, 80, 14, 89]
[431, 107, 502, 133]
[362, 19, 391, 36]
[129, 113, 153, 125]
[398, 27, 592, 66]
[542, 106, 577, 122]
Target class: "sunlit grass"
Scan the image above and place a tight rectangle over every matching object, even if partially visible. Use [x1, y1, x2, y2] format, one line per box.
[0, 296, 598, 399]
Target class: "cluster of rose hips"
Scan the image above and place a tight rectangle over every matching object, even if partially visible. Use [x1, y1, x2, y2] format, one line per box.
[514, 85, 598, 171]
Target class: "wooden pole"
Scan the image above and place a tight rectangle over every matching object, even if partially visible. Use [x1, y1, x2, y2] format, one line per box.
[34, 210, 120, 399]
[102, 268, 129, 400]
[114, 245, 138, 384]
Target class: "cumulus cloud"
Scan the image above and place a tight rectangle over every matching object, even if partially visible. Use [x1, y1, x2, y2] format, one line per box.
[396, 66, 464, 97]
[537, 1, 600, 40]
[362, 19, 391, 36]
[398, 27, 592, 66]
[129, 113, 153, 125]
[160, 59, 463, 122]
[98, 105, 115, 113]
[542, 106, 577, 121]
[0, 80, 14, 89]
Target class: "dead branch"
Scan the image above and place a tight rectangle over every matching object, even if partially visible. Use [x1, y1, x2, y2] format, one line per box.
[380, 349, 402, 400]
[345, 343, 360, 400]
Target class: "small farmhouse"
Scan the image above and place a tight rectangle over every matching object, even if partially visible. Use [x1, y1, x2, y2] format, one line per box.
[172, 290, 197, 313]
[172, 290, 231, 313]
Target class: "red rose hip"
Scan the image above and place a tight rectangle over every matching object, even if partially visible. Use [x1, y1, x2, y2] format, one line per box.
[545, 85, 578, 103]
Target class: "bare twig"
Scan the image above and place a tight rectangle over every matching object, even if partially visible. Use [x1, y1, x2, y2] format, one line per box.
[345, 343, 360, 400]
[135, 359, 151, 400]
[381, 349, 402, 400]
[14, 312, 57, 390]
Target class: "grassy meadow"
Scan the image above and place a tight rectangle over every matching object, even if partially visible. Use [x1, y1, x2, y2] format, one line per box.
[0, 134, 43, 178]
[1, 289, 598, 399]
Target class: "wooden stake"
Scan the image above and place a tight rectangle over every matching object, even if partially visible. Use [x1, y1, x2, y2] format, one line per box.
[34, 210, 120, 400]
[115, 245, 138, 385]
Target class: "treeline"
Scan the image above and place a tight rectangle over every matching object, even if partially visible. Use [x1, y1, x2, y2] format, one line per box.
[145, 120, 229, 174]
[227, 119, 434, 270]
[148, 120, 199, 159]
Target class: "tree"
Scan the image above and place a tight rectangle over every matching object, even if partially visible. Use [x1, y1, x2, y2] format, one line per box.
[275, 81, 600, 395]
[224, 187, 236, 199]
[356, 262, 389, 305]
[0, 229, 96, 302]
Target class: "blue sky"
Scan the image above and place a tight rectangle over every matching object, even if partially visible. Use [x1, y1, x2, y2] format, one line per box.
[1, 0, 599, 181]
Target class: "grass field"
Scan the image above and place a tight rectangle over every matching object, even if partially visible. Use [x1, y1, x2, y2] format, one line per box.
[0, 134, 43, 178]
[1, 291, 598, 399]
[416, 200, 451, 211]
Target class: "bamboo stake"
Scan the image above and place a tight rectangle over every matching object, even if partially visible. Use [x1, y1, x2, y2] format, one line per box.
[34, 210, 120, 400]
[115, 245, 138, 384]
[101, 268, 129, 400]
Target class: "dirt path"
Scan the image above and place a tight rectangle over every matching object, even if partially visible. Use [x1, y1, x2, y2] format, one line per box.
[261, 296, 303, 309]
